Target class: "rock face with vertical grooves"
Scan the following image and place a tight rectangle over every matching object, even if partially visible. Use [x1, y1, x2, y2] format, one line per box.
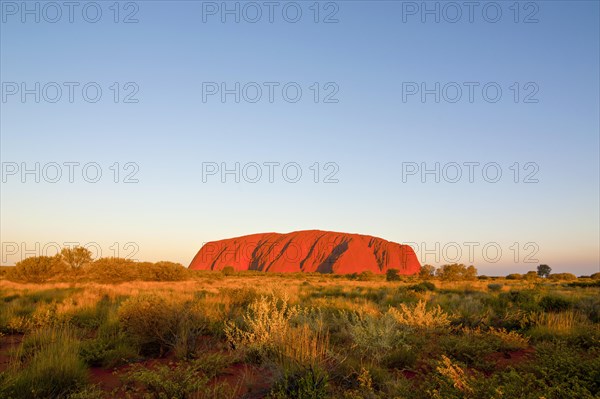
[188, 230, 421, 275]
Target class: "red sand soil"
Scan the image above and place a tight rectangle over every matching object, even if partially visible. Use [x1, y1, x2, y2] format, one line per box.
[0, 334, 23, 372]
[189, 230, 421, 275]
[487, 348, 535, 370]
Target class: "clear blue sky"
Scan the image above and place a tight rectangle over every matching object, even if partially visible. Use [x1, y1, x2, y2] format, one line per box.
[1, 0, 598, 275]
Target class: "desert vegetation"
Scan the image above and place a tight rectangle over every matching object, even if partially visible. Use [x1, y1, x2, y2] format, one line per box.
[0, 255, 599, 398]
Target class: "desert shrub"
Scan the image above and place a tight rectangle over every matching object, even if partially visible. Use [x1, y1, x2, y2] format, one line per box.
[388, 300, 451, 331]
[539, 295, 572, 312]
[408, 281, 436, 292]
[506, 273, 523, 280]
[439, 332, 496, 371]
[436, 264, 477, 281]
[65, 386, 106, 399]
[386, 269, 401, 282]
[424, 355, 475, 398]
[85, 258, 137, 283]
[591, 272, 600, 280]
[79, 337, 137, 368]
[524, 271, 539, 281]
[269, 365, 329, 399]
[568, 280, 600, 288]
[3, 294, 21, 303]
[419, 265, 436, 280]
[339, 311, 408, 360]
[225, 293, 302, 362]
[357, 271, 377, 281]
[499, 290, 538, 311]
[3, 327, 88, 398]
[191, 352, 234, 379]
[487, 283, 503, 292]
[118, 294, 205, 357]
[123, 362, 209, 399]
[222, 266, 235, 276]
[225, 293, 298, 349]
[18, 327, 71, 361]
[548, 273, 577, 281]
[8, 256, 64, 283]
[85, 258, 188, 283]
[381, 346, 417, 370]
[575, 295, 600, 323]
[79, 316, 138, 368]
[136, 261, 189, 281]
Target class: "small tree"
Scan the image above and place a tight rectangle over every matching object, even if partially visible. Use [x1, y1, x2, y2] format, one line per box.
[436, 263, 477, 281]
[386, 268, 401, 281]
[222, 266, 235, 276]
[465, 265, 478, 280]
[537, 264, 551, 278]
[524, 271, 539, 281]
[60, 246, 92, 269]
[9, 255, 61, 283]
[419, 264, 435, 279]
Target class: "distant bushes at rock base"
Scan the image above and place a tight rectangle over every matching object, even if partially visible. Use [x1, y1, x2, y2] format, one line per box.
[6, 255, 189, 284]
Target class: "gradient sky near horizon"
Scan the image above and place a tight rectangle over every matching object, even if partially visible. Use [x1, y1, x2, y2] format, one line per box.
[1, 0, 599, 275]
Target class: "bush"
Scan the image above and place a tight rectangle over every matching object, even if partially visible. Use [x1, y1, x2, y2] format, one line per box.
[505, 274, 522, 280]
[357, 271, 376, 281]
[269, 365, 329, 399]
[136, 261, 189, 281]
[386, 269, 401, 282]
[118, 294, 205, 357]
[222, 266, 235, 276]
[524, 271, 539, 281]
[487, 283, 503, 292]
[123, 362, 209, 399]
[340, 311, 408, 360]
[8, 256, 64, 283]
[591, 272, 600, 280]
[86, 258, 188, 283]
[436, 264, 477, 281]
[382, 346, 417, 369]
[419, 265, 436, 279]
[388, 300, 450, 330]
[539, 295, 572, 312]
[4, 328, 88, 398]
[548, 273, 577, 281]
[409, 281, 436, 292]
[85, 258, 137, 283]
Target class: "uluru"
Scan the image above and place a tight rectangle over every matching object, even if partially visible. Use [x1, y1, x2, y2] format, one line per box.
[189, 230, 421, 275]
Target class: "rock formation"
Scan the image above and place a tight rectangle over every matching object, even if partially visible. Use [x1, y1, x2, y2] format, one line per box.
[188, 230, 420, 275]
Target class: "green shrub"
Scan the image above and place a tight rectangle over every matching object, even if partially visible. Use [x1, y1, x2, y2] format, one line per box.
[386, 269, 401, 282]
[382, 346, 417, 370]
[124, 362, 208, 399]
[118, 294, 205, 357]
[8, 256, 64, 283]
[548, 273, 577, 281]
[357, 271, 377, 281]
[4, 328, 88, 398]
[79, 330, 138, 368]
[506, 273, 523, 280]
[436, 264, 477, 281]
[539, 295, 572, 312]
[269, 365, 329, 399]
[487, 283, 503, 292]
[408, 281, 436, 292]
[222, 266, 235, 276]
[340, 311, 409, 360]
